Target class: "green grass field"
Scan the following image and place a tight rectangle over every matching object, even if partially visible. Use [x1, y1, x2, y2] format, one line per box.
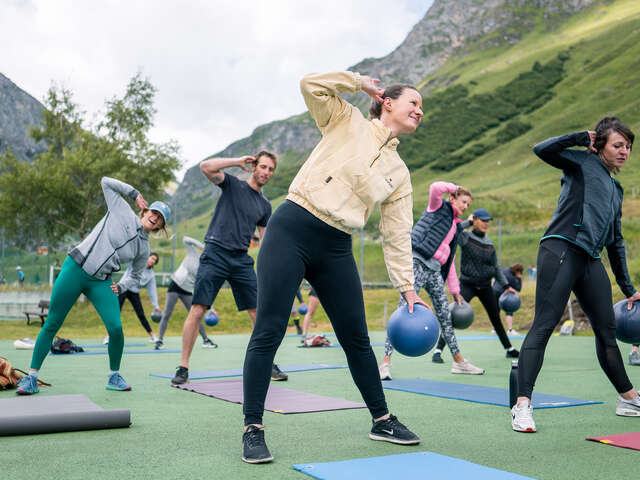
[1, 330, 639, 479]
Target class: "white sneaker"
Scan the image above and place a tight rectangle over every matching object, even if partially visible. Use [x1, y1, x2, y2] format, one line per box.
[490, 329, 496, 334]
[451, 359, 484, 375]
[511, 402, 536, 432]
[379, 363, 392, 381]
[149, 333, 158, 343]
[616, 393, 640, 416]
[508, 329, 520, 336]
[103, 335, 109, 345]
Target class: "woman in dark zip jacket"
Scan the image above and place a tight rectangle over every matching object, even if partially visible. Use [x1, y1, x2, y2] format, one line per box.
[511, 117, 640, 433]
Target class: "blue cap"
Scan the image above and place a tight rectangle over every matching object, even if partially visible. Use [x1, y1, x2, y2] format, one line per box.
[473, 208, 492, 221]
[148, 201, 171, 225]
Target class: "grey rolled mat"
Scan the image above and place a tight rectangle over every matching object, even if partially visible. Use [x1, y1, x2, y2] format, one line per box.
[0, 394, 131, 436]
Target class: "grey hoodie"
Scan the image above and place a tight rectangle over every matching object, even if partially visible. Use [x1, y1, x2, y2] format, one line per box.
[171, 236, 204, 294]
[69, 177, 150, 293]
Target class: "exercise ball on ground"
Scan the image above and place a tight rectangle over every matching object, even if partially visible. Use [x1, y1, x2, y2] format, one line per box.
[387, 304, 439, 357]
[448, 301, 474, 329]
[614, 299, 640, 344]
[204, 310, 219, 327]
[499, 292, 521, 314]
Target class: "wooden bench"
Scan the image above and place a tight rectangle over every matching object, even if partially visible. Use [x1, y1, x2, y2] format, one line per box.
[24, 300, 49, 326]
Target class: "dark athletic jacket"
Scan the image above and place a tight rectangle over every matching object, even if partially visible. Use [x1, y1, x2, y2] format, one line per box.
[534, 131, 635, 297]
[459, 221, 508, 288]
[493, 267, 521, 295]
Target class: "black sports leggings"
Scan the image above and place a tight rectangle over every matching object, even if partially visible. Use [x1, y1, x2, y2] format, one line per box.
[243, 200, 388, 425]
[118, 290, 153, 333]
[518, 238, 633, 398]
[436, 281, 512, 351]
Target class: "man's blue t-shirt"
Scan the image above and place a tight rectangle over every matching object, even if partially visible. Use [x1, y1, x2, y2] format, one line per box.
[204, 174, 272, 252]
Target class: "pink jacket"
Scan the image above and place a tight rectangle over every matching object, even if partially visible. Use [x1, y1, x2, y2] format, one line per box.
[426, 181, 461, 295]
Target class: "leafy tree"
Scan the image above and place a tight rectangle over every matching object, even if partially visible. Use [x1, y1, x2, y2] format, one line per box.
[0, 74, 180, 247]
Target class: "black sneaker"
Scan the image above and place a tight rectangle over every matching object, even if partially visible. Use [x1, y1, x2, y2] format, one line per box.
[202, 338, 218, 348]
[369, 414, 420, 445]
[172, 366, 189, 384]
[432, 352, 444, 364]
[242, 425, 274, 464]
[271, 364, 288, 381]
[154, 340, 165, 350]
[506, 349, 519, 358]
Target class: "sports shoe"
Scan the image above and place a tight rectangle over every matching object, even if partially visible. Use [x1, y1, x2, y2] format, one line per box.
[106, 372, 131, 391]
[379, 362, 392, 381]
[242, 425, 274, 464]
[103, 335, 109, 345]
[16, 375, 39, 395]
[451, 359, 485, 375]
[154, 340, 165, 350]
[629, 351, 640, 366]
[369, 414, 420, 445]
[511, 402, 536, 432]
[202, 338, 218, 348]
[271, 364, 288, 381]
[506, 348, 520, 358]
[616, 394, 640, 416]
[508, 329, 520, 336]
[172, 366, 189, 384]
[150, 333, 159, 343]
[432, 352, 444, 364]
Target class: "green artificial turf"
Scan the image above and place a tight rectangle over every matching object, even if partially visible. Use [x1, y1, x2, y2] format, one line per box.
[1, 332, 639, 479]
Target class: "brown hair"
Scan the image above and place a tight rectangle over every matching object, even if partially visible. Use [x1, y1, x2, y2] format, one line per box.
[510, 263, 524, 275]
[452, 186, 472, 199]
[593, 116, 634, 174]
[368, 84, 420, 120]
[254, 150, 278, 167]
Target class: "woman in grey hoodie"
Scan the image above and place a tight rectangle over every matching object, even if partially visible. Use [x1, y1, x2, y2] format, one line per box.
[16, 177, 170, 395]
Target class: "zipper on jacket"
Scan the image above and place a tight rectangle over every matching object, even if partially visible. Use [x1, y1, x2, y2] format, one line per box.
[369, 133, 393, 168]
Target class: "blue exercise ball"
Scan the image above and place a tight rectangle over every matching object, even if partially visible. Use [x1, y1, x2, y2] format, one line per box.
[298, 305, 308, 315]
[204, 310, 219, 327]
[614, 299, 640, 344]
[499, 292, 521, 314]
[448, 301, 474, 329]
[387, 304, 439, 357]
[151, 310, 162, 323]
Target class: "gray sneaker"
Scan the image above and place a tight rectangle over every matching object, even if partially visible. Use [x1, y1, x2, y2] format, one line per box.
[616, 394, 640, 417]
[451, 359, 485, 375]
[629, 351, 640, 366]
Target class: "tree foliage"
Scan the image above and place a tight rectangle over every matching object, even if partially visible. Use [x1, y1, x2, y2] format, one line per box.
[0, 74, 180, 247]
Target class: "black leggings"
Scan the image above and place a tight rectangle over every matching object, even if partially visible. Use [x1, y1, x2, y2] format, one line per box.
[518, 238, 633, 398]
[118, 290, 152, 334]
[436, 281, 512, 351]
[242, 201, 387, 425]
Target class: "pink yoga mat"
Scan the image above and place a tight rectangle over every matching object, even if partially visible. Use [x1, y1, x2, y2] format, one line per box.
[173, 379, 366, 414]
[586, 432, 640, 451]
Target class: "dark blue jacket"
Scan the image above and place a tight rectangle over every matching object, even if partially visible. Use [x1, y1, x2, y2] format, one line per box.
[411, 199, 460, 280]
[534, 131, 635, 297]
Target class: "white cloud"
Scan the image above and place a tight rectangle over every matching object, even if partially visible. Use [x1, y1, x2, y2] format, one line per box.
[0, 0, 432, 180]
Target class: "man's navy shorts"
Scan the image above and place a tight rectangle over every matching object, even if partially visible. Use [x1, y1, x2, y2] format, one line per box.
[192, 242, 257, 311]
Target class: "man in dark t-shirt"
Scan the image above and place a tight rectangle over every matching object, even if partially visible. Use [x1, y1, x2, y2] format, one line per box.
[172, 151, 277, 384]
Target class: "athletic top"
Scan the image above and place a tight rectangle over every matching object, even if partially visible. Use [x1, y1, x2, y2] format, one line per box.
[204, 173, 271, 252]
[69, 177, 150, 293]
[119, 265, 160, 309]
[287, 71, 414, 292]
[171, 236, 204, 294]
[534, 131, 635, 297]
[492, 267, 521, 295]
[458, 222, 508, 288]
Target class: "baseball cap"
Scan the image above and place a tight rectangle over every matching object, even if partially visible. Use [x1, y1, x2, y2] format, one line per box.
[473, 208, 492, 221]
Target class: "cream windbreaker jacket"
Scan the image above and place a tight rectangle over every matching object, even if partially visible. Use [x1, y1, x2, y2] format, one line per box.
[287, 71, 414, 292]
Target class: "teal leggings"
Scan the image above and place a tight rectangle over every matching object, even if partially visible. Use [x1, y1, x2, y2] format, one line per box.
[31, 256, 124, 371]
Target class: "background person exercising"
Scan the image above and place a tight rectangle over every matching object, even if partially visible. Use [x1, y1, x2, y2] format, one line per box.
[172, 151, 283, 384]
[155, 236, 216, 350]
[493, 263, 524, 335]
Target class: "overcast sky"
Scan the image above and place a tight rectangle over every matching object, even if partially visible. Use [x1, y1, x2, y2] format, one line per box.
[1, 1, 432, 180]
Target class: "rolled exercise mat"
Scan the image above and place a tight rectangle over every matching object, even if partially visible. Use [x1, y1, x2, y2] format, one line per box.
[383, 378, 601, 409]
[293, 451, 536, 479]
[586, 432, 640, 451]
[150, 363, 347, 379]
[173, 378, 366, 414]
[0, 394, 130, 436]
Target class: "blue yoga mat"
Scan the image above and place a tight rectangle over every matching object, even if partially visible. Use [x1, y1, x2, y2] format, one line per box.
[293, 452, 535, 479]
[149, 363, 347, 379]
[51, 349, 181, 356]
[79, 343, 146, 348]
[382, 378, 602, 409]
[457, 335, 525, 341]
